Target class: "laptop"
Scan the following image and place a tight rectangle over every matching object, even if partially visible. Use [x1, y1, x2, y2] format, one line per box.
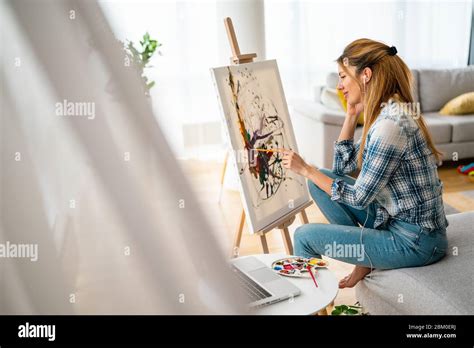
[230, 256, 301, 308]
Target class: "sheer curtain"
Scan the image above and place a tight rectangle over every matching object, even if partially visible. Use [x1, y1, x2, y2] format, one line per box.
[1, 0, 245, 314]
[265, 0, 473, 100]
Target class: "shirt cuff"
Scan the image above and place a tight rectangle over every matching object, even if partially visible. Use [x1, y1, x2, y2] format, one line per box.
[334, 139, 354, 147]
[330, 178, 345, 201]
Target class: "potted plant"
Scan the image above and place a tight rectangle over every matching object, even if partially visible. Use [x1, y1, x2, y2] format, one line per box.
[123, 32, 161, 96]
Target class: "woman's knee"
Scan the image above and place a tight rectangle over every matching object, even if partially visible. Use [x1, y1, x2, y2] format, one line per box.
[294, 224, 325, 254]
[294, 224, 309, 243]
[294, 225, 313, 251]
[294, 225, 311, 257]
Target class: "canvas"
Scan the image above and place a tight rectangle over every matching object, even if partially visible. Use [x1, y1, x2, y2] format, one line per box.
[211, 60, 310, 234]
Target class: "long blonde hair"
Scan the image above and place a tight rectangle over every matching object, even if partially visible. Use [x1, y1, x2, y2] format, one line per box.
[336, 38, 442, 167]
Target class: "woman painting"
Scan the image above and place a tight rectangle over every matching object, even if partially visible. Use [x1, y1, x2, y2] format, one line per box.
[282, 38, 448, 289]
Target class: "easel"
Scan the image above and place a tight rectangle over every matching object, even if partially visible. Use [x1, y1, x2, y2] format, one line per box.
[220, 17, 312, 258]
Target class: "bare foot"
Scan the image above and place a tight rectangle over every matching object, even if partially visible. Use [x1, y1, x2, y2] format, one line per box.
[338, 266, 372, 289]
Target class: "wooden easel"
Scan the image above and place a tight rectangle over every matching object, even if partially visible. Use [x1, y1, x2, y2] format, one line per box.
[220, 17, 312, 258]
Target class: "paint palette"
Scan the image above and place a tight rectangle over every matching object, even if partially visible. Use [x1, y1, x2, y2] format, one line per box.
[271, 257, 328, 278]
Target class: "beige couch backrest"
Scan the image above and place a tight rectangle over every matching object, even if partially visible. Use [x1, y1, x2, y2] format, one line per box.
[416, 67, 474, 112]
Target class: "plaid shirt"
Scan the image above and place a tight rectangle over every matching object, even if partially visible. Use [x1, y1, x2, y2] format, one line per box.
[331, 99, 449, 232]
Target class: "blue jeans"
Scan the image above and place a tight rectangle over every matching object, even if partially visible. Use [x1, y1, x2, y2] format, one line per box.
[294, 168, 448, 269]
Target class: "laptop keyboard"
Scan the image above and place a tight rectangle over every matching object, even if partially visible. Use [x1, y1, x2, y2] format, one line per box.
[231, 265, 273, 303]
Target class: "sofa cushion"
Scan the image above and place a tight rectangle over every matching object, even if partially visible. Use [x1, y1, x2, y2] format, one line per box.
[424, 112, 474, 142]
[290, 99, 346, 126]
[418, 67, 474, 113]
[440, 92, 474, 115]
[355, 212, 474, 315]
[326, 72, 339, 89]
[421, 114, 452, 143]
[321, 87, 344, 111]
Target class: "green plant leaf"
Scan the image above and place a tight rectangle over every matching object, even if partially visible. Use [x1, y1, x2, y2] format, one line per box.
[146, 81, 155, 89]
[123, 32, 160, 95]
[331, 309, 342, 315]
[346, 308, 359, 315]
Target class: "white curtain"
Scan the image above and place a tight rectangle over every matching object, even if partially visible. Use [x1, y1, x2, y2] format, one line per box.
[265, 0, 473, 99]
[1, 0, 246, 314]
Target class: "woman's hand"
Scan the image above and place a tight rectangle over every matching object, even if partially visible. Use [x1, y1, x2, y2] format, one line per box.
[347, 102, 364, 119]
[282, 150, 311, 177]
[282, 150, 333, 195]
[338, 102, 363, 142]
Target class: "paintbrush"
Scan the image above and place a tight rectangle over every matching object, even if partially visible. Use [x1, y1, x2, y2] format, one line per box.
[307, 265, 318, 288]
[254, 148, 287, 153]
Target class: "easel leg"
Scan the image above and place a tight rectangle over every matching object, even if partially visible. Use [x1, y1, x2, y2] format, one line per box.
[281, 227, 294, 255]
[218, 151, 229, 204]
[260, 234, 269, 253]
[326, 300, 335, 314]
[300, 209, 309, 224]
[231, 210, 245, 258]
[317, 308, 329, 315]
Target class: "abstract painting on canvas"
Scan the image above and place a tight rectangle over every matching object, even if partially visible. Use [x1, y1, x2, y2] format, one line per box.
[211, 60, 310, 234]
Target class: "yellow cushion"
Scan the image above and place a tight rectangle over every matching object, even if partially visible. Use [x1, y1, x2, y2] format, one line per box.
[440, 92, 474, 115]
[337, 89, 364, 125]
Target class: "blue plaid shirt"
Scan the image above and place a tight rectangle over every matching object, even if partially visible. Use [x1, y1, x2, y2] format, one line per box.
[331, 99, 449, 232]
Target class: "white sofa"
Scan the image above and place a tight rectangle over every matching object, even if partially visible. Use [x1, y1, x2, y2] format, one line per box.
[290, 67, 474, 168]
[355, 212, 474, 315]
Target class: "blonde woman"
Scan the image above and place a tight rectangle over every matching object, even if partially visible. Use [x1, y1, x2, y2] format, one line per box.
[283, 39, 448, 289]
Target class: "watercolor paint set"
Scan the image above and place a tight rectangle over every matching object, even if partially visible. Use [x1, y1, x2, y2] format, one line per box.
[271, 257, 328, 278]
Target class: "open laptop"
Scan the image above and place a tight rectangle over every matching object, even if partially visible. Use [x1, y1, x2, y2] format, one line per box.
[230, 256, 301, 308]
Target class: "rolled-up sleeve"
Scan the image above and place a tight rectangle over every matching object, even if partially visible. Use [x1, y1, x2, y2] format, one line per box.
[331, 119, 407, 209]
[332, 138, 360, 175]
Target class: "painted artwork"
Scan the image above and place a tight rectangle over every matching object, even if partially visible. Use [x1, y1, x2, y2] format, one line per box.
[211, 60, 310, 234]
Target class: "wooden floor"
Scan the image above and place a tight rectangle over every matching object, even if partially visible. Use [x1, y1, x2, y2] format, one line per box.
[181, 159, 474, 308]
